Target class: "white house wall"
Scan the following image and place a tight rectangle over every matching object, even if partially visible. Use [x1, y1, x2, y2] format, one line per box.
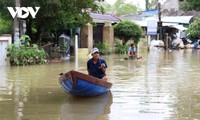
[0, 34, 12, 66]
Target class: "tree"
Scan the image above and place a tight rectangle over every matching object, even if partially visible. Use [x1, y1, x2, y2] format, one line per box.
[102, 0, 137, 16]
[0, 0, 15, 34]
[0, 0, 104, 43]
[0, 15, 12, 34]
[187, 18, 200, 40]
[179, 0, 200, 11]
[145, 0, 159, 10]
[114, 21, 143, 46]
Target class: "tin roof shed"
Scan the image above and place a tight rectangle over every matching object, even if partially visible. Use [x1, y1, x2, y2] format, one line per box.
[161, 16, 194, 24]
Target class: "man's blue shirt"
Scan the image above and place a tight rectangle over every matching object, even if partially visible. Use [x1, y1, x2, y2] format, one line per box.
[128, 47, 136, 53]
[87, 58, 107, 79]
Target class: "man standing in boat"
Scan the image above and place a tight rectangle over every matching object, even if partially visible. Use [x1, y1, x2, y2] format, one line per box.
[87, 47, 107, 81]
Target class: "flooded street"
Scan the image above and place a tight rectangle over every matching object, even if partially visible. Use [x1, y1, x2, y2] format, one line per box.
[1, 49, 200, 120]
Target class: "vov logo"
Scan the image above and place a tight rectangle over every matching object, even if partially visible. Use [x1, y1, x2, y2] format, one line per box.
[7, 7, 40, 19]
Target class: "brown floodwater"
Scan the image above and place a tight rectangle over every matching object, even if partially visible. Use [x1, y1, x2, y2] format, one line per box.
[1, 49, 200, 120]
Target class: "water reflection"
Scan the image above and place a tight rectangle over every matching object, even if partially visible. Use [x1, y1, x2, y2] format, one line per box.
[1, 49, 200, 120]
[0, 66, 8, 91]
[108, 49, 200, 120]
[61, 91, 113, 120]
[108, 52, 172, 120]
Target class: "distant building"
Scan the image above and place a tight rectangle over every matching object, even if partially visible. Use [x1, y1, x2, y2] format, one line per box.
[80, 13, 121, 53]
[162, 0, 200, 17]
[162, 0, 179, 16]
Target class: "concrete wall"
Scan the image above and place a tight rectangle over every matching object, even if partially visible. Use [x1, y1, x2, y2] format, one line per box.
[103, 22, 114, 49]
[80, 22, 114, 53]
[0, 34, 12, 66]
[80, 24, 93, 53]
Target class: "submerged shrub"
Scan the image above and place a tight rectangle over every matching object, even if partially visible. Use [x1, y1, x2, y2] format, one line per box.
[95, 43, 112, 55]
[115, 44, 129, 54]
[7, 43, 47, 66]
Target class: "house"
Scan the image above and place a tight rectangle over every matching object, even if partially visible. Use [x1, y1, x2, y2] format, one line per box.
[162, 0, 200, 18]
[80, 12, 121, 53]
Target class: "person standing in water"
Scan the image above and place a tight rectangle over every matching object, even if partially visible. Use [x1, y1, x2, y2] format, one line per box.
[128, 43, 136, 59]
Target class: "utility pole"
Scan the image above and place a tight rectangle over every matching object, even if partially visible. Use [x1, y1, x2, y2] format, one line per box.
[157, 2, 162, 40]
[13, 0, 20, 42]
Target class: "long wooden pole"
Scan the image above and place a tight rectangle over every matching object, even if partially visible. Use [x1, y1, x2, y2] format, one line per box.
[158, 2, 162, 40]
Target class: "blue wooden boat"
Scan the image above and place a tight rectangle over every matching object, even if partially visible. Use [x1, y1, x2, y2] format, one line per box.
[59, 70, 112, 96]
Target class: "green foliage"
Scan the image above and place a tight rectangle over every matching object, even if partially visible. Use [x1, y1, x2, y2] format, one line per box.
[20, 35, 31, 46]
[145, 0, 159, 10]
[7, 43, 47, 66]
[115, 44, 129, 54]
[0, 16, 12, 34]
[95, 43, 112, 55]
[114, 20, 143, 45]
[0, 1, 14, 19]
[0, 0, 105, 43]
[57, 43, 69, 53]
[187, 0, 200, 11]
[32, 28, 37, 34]
[117, 4, 137, 16]
[179, 1, 192, 11]
[187, 18, 200, 40]
[102, 0, 137, 16]
[179, 0, 200, 11]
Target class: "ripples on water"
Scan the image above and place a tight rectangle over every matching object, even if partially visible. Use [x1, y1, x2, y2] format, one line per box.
[1, 49, 200, 120]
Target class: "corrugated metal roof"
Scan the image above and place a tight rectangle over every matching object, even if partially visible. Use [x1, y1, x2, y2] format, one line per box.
[161, 16, 194, 24]
[134, 20, 187, 31]
[90, 13, 121, 23]
[142, 10, 158, 17]
[180, 11, 200, 17]
[144, 16, 194, 24]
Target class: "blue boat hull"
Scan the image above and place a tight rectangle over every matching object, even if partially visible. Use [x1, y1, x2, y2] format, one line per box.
[59, 70, 112, 96]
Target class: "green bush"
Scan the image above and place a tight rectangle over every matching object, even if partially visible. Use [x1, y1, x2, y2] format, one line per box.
[0, 17, 12, 34]
[114, 20, 143, 45]
[115, 44, 129, 54]
[187, 18, 200, 40]
[95, 43, 112, 55]
[7, 43, 48, 66]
